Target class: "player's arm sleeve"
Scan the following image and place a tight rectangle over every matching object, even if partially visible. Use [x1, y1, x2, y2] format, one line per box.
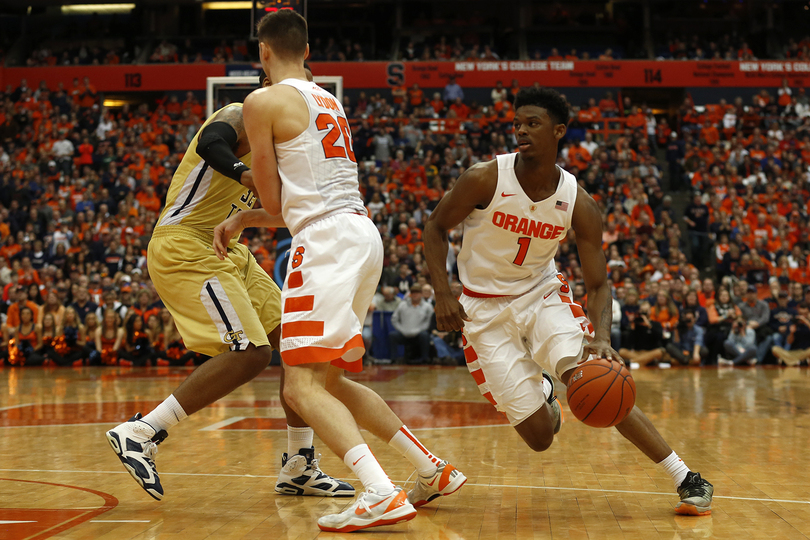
[196, 122, 250, 183]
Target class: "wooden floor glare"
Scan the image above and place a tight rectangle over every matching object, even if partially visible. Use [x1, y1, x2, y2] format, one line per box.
[1, 365, 809, 539]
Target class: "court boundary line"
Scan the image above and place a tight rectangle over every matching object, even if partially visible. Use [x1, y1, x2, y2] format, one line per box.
[0, 403, 36, 412]
[1, 468, 807, 506]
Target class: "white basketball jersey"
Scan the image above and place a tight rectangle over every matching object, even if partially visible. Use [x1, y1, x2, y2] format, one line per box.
[275, 78, 366, 236]
[458, 153, 578, 296]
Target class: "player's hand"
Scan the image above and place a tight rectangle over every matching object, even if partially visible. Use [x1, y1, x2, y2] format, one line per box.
[240, 169, 256, 193]
[581, 338, 624, 366]
[213, 213, 245, 260]
[434, 293, 470, 332]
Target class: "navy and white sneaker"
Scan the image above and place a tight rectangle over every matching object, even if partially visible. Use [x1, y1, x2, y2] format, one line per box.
[105, 413, 168, 501]
[276, 446, 355, 497]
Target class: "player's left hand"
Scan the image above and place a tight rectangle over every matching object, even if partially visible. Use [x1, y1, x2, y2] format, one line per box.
[581, 338, 624, 366]
[213, 213, 246, 260]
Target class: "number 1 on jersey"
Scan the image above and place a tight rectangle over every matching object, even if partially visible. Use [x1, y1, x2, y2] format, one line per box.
[513, 237, 531, 266]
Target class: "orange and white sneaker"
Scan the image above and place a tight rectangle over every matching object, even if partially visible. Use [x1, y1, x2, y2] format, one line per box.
[317, 486, 416, 532]
[407, 460, 467, 508]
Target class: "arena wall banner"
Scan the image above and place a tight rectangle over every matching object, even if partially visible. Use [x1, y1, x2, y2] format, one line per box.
[2, 60, 808, 92]
[303, 60, 810, 89]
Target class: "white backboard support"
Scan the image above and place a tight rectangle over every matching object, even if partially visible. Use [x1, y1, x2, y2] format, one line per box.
[206, 75, 343, 118]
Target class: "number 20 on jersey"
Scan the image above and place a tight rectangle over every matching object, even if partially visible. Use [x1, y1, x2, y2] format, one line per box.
[316, 112, 356, 163]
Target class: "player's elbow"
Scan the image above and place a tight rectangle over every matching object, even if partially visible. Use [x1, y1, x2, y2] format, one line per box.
[264, 201, 282, 215]
[423, 219, 445, 241]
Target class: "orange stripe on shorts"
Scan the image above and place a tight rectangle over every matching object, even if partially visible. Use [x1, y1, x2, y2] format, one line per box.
[287, 271, 303, 289]
[569, 304, 586, 319]
[482, 391, 497, 406]
[284, 295, 314, 313]
[282, 321, 324, 338]
[463, 346, 478, 363]
[470, 368, 486, 385]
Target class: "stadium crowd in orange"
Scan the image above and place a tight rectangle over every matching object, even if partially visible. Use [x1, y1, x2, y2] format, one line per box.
[1, 69, 810, 367]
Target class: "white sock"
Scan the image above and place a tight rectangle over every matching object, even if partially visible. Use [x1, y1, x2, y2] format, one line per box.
[141, 394, 187, 432]
[389, 425, 440, 476]
[344, 443, 394, 494]
[287, 425, 314, 456]
[542, 376, 553, 402]
[658, 451, 690, 489]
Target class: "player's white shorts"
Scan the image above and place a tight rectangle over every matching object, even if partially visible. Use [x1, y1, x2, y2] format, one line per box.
[460, 272, 594, 426]
[280, 212, 383, 373]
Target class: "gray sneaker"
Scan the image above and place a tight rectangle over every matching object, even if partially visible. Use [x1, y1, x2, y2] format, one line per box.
[675, 472, 713, 516]
[406, 460, 467, 508]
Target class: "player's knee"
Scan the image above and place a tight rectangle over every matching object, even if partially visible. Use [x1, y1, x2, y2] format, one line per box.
[282, 381, 301, 412]
[524, 430, 554, 452]
[240, 344, 273, 377]
[515, 414, 556, 453]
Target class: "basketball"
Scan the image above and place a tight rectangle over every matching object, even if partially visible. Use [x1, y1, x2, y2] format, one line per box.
[566, 358, 636, 428]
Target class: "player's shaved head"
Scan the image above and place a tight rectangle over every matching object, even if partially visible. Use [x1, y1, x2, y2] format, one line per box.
[256, 10, 308, 62]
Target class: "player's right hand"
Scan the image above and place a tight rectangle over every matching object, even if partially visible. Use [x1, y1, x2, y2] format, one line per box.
[435, 293, 471, 332]
[213, 213, 245, 260]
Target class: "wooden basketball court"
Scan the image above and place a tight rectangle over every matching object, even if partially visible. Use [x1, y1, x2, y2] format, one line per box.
[1, 365, 809, 539]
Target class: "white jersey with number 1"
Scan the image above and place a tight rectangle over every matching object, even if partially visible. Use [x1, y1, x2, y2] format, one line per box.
[274, 78, 366, 237]
[457, 153, 578, 297]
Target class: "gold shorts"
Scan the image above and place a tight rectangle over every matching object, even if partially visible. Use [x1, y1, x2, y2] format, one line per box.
[148, 225, 281, 357]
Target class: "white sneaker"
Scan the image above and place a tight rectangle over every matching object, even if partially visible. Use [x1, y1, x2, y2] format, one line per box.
[406, 460, 467, 507]
[275, 446, 355, 497]
[317, 486, 416, 532]
[717, 357, 734, 366]
[105, 413, 167, 500]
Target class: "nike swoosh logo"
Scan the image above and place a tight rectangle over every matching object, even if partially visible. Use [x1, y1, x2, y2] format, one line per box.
[352, 455, 366, 466]
[368, 497, 391, 510]
[543, 292, 553, 299]
[428, 476, 438, 487]
[354, 493, 393, 515]
[501, 192, 516, 197]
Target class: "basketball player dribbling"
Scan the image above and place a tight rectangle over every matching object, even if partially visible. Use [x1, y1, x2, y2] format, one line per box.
[105, 68, 354, 501]
[213, 10, 466, 533]
[423, 87, 714, 516]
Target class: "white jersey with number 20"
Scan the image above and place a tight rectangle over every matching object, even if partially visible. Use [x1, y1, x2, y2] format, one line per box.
[275, 78, 366, 237]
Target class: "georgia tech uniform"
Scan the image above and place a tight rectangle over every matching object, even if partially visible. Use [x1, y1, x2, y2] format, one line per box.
[148, 103, 280, 357]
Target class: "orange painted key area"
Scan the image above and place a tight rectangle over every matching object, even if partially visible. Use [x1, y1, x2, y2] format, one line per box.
[1, 365, 810, 539]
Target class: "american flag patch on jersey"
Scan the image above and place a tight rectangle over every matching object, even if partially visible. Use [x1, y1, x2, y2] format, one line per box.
[555, 200, 569, 211]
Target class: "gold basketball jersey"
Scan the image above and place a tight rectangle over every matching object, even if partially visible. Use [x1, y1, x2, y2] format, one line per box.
[156, 103, 257, 236]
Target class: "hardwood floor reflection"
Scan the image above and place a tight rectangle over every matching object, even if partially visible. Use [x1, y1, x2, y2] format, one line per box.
[2, 365, 810, 539]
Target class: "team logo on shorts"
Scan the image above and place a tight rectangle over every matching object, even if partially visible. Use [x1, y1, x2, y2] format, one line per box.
[224, 329, 245, 345]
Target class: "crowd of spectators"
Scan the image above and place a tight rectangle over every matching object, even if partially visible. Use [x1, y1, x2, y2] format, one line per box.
[25, 42, 136, 67]
[657, 34, 810, 62]
[1, 66, 810, 369]
[18, 31, 810, 66]
[147, 39, 253, 64]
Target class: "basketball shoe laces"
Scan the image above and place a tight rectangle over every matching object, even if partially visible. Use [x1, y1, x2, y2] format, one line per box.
[309, 453, 323, 474]
[134, 424, 168, 472]
[680, 473, 708, 498]
[352, 489, 384, 516]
